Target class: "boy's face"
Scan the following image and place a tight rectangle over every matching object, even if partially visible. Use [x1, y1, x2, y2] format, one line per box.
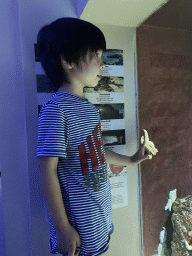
[71, 49, 105, 88]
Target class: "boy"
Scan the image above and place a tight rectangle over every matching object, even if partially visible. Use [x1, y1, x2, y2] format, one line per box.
[37, 17, 150, 256]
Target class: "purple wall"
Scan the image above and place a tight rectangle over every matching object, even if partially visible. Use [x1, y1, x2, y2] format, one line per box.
[0, 0, 33, 255]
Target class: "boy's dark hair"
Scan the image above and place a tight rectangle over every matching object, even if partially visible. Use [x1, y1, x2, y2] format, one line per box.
[37, 17, 106, 90]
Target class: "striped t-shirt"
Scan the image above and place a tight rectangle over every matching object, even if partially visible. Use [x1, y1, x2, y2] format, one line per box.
[37, 91, 113, 256]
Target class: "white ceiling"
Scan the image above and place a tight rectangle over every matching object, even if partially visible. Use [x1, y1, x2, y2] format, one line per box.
[80, 0, 169, 27]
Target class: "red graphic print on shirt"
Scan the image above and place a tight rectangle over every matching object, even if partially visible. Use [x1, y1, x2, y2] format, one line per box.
[78, 123, 104, 175]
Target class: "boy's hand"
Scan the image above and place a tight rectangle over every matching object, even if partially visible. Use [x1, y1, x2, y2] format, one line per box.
[130, 139, 151, 164]
[56, 224, 81, 256]
[131, 129, 159, 164]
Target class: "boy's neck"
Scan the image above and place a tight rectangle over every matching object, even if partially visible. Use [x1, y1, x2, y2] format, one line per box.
[58, 84, 85, 100]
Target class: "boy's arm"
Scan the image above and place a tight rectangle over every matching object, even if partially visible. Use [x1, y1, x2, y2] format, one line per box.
[39, 157, 70, 230]
[105, 148, 134, 166]
[104, 139, 150, 166]
[38, 157, 81, 255]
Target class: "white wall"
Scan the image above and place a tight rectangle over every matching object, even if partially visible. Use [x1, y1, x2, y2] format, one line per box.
[94, 23, 142, 256]
[0, 0, 142, 255]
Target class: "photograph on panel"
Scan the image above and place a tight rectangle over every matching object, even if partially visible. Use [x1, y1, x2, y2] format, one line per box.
[102, 49, 123, 66]
[95, 104, 124, 120]
[102, 130, 125, 146]
[84, 76, 124, 93]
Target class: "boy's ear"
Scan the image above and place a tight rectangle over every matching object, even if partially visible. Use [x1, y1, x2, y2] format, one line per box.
[60, 54, 74, 69]
[64, 62, 74, 69]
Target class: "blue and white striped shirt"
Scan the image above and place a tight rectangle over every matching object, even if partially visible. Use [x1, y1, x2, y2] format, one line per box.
[37, 91, 113, 255]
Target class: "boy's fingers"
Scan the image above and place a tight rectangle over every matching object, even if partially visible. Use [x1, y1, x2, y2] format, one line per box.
[141, 140, 146, 153]
[142, 153, 151, 161]
[69, 245, 79, 256]
[68, 248, 75, 256]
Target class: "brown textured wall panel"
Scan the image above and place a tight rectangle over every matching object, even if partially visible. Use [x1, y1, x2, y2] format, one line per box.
[137, 25, 192, 256]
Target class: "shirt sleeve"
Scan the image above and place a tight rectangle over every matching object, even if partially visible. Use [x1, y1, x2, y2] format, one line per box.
[36, 101, 68, 158]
